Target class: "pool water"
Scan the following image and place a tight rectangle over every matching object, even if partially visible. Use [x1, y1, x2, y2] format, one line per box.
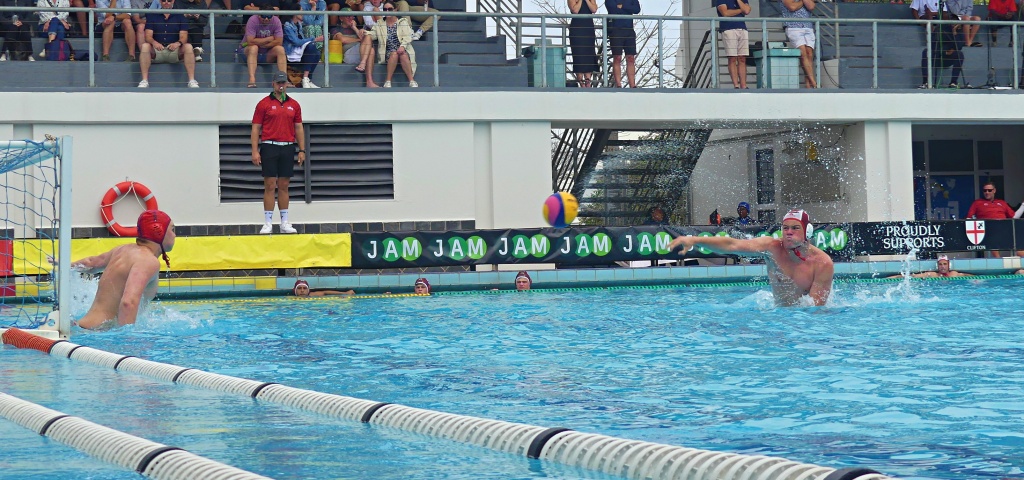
[4, 277, 1024, 479]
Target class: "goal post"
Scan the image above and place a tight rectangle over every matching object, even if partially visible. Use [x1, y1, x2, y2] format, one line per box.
[0, 136, 73, 339]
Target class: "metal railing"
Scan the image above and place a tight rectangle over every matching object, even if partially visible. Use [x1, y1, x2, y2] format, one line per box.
[1, 5, 1023, 90]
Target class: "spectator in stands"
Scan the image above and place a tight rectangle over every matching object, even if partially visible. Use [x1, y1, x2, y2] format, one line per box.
[68, 0, 91, 37]
[241, 6, 288, 87]
[909, 0, 943, 21]
[362, 1, 417, 88]
[362, 0, 382, 29]
[644, 206, 669, 226]
[283, 12, 323, 88]
[967, 181, 1016, 257]
[138, 0, 199, 88]
[1, 0, 34, 61]
[251, 70, 305, 234]
[331, 7, 364, 64]
[96, 0, 138, 61]
[180, 0, 207, 61]
[919, 12, 964, 89]
[131, 0, 150, 57]
[736, 201, 752, 225]
[300, 0, 326, 52]
[567, 0, 598, 88]
[38, 0, 71, 44]
[715, 0, 750, 89]
[987, 0, 1018, 47]
[396, 0, 437, 41]
[605, 0, 640, 88]
[325, 0, 361, 26]
[945, 0, 981, 47]
[780, 0, 816, 88]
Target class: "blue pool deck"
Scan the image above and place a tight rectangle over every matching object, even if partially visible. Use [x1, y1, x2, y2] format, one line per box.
[205, 257, 1024, 296]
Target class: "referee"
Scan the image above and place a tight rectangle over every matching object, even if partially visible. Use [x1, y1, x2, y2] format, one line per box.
[251, 70, 305, 235]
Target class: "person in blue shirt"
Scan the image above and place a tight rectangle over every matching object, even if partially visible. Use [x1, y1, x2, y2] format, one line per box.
[736, 202, 752, 225]
[283, 12, 324, 88]
[605, 0, 640, 88]
[138, 1, 199, 88]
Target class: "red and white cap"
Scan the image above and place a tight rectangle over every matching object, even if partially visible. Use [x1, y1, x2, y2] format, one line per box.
[782, 209, 813, 239]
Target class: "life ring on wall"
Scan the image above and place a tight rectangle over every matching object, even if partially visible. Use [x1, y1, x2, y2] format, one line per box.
[100, 181, 159, 237]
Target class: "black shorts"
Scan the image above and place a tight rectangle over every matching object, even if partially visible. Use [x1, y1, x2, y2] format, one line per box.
[326, 0, 345, 7]
[609, 27, 637, 56]
[259, 143, 296, 178]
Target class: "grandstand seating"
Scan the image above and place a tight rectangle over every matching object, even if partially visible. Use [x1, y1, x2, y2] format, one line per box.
[760, 0, 1022, 89]
[0, 0, 528, 89]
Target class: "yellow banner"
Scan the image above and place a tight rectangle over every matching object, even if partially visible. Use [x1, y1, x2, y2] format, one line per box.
[13, 234, 352, 274]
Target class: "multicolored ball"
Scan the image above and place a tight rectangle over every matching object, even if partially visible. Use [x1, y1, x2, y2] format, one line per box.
[542, 192, 578, 228]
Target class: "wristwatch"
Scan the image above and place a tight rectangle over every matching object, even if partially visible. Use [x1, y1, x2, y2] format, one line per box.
[298, 149, 306, 153]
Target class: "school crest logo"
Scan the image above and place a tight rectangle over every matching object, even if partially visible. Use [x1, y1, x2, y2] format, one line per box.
[965, 220, 985, 245]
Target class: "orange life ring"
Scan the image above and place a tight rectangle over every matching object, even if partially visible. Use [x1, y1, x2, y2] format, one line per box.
[100, 181, 159, 237]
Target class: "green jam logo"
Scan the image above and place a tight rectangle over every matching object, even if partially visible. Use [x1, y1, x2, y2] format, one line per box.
[632, 232, 674, 255]
[813, 228, 848, 251]
[447, 236, 488, 260]
[379, 237, 421, 262]
[530, 234, 550, 258]
[694, 231, 730, 255]
[573, 233, 612, 257]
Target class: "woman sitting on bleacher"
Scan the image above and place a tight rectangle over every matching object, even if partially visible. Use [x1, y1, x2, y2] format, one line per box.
[283, 13, 324, 88]
[36, 0, 71, 43]
[360, 0, 416, 88]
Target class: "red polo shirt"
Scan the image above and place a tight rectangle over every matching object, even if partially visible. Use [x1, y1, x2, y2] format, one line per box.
[252, 94, 303, 143]
[966, 198, 1015, 219]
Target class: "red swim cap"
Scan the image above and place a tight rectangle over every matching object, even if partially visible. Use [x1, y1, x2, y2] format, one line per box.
[414, 278, 430, 293]
[137, 210, 172, 244]
[782, 209, 810, 232]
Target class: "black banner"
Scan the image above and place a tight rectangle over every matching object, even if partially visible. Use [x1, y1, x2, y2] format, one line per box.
[351, 224, 856, 268]
[847, 220, 1017, 255]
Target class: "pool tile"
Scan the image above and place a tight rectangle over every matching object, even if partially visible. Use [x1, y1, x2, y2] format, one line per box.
[632, 268, 654, 280]
[613, 269, 634, 281]
[476, 271, 500, 285]
[338, 276, 361, 289]
[534, 270, 558, 283]
[378, 275, 401, 287]
[706, 266, 727, 278]
[357, 276, 380, 287]
[458, 272, 481, 285]
[723, 265, 745, 278]
[575, 270, 597, 282]
[595, 269, 616, 282]
[555, 270, 577, 282]
[743, 265, 766, 277]
[651, 268, 673, 279]
[672, 267, 695, 279]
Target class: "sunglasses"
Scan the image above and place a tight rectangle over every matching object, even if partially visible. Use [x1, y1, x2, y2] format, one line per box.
[259, 14, 272, 19]
[983, 188, 995, 192]
[383, 7, 394, 10]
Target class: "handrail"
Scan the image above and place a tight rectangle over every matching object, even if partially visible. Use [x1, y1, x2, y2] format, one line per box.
[2, 5, 1022, 90]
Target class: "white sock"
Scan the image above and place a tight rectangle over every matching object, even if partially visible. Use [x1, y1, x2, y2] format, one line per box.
[280, 210, 289, 224]
[264, 211, 273, 223]
[417, 29, 423, 34]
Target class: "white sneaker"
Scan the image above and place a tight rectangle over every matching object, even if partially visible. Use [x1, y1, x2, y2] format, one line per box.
[301, 77, 319, 88]
[195, 55, 203, 62]
[279, 222, 297, 234]
[383, 81, 391, 88]
[27, 56, 34, 61]
[409, 80, 418, 88]
[0, 53, 7, 62]
[260, 222, 273, 234]
[411, 30, 422, 41]
[138, 79, 149, 88]
[193, 46, 203, 62]
[187, 79, 199, 88]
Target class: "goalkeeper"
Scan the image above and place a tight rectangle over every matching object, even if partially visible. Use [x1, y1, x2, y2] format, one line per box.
[72, 210, 176, 329]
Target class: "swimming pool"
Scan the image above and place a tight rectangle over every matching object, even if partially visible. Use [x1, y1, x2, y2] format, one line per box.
[3, 277, 1024, 479]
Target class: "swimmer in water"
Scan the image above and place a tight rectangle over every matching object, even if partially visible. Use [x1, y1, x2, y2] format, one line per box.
[889, 255, 973, 278]
[291, 279, 355, 296]
[74, 210, 176, 329]
[413, 278, 431, 294]
[514, 271, 532, 291]
[668, 209, 834, 306]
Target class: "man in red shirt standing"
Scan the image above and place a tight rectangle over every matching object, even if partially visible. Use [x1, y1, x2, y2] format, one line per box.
[966, 181, 1016, 257]
[251, 70, 306, 234]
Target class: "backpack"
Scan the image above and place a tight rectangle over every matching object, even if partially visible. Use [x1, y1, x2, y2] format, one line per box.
[45, 39, 74, 62]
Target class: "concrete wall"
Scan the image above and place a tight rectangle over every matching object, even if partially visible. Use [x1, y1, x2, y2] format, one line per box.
[3, 90, 1022, 234]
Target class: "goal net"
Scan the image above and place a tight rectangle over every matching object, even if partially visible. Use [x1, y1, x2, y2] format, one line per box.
[0, 136, 72, 339]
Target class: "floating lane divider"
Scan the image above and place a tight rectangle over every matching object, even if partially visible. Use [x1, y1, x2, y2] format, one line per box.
[0, 390, 273, 480]
[2, 327, 894, 480]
